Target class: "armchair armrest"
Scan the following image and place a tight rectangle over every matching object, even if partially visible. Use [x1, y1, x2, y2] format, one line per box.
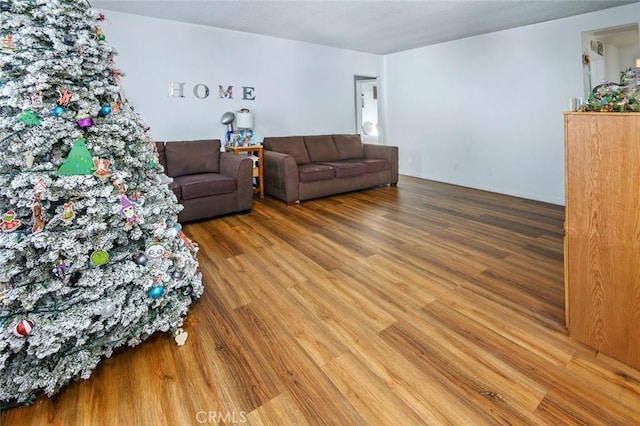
[263, 150, 300, 204]
[364, 144, 398, 185]
[220, 153, 253, 211]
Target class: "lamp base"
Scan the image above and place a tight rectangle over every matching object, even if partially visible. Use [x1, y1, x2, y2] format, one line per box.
[238, 129, 254, 146]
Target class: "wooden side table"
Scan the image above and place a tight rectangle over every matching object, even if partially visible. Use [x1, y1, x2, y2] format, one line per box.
[225, 145, 264, 198]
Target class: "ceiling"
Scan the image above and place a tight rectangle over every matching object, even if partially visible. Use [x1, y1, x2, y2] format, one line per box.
[90, 0, 639, 54]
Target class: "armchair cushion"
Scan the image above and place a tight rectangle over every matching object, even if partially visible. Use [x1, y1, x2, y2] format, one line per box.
[168, 181, 181, 199]
[174, 173, 237, 200]
[165, 140, 221, 177]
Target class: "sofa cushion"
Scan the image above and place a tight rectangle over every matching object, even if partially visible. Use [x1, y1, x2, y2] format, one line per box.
[351, 158, 390, 173]
[263, 136, 310, 165]
[304, 135, 340, 163]
[173, 173, 236, 200]
[333, 134, 365, 160]
[165, 140, 221, 177]
[298, 163, 335, 183]
[318, 161, 366, 178]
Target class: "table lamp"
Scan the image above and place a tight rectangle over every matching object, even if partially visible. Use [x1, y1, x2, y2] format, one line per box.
[235, 109, 255, 146]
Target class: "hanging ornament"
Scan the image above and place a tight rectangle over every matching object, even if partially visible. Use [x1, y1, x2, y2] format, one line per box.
[181, 284, 193, 296]
[92, 157, 111, 180]
[30, 95, 43, 108]
[166, 224, 181, 238]
[132, 253, 148, 266]
[90, 230, 109, 266]
[51, 105, 65, 116]
[172, 270, 184, 280]
[129, 190, 144, 207]
[0, 2, 11, 12]
[145, 242, 168, 260]
[56, 137, 94, 175]
[90, 250, 109, 266]
[18, 109, 40, 126]
[100, 300, 116, 317]
[61, 34, 75, 46]
[52, 258, 68, 279]
[110, 100, 121, 114]
[1, 34, 15, 51]
[94, 26, 106, 41]
[149, 285, 164, 299]
[60, 201, 75, 225]
[32, 192, 45, 234]
[98, 104, 111, 117]
[76, 112, 93, 129]
[178, 230, 196, 250]
[97, 13, 106, 21]
[174, 328, 188, 346]
[119, 194, 139, 229]
[58, 88, 72, 106]
[0, 209, 21, 232]
[24, 150, 34, 168]
[14, 319, 34, 337]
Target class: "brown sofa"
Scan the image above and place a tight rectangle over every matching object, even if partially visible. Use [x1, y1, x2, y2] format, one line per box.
[263, 134, 398, 204]
[155, 139, 253, 222]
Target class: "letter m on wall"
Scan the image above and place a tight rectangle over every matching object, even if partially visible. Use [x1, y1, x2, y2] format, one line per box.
[218, 85, 233, 99]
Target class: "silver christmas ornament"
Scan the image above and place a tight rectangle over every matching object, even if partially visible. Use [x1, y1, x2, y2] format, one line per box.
[132, 253, 148, 265]
[101, 300, 117, 317]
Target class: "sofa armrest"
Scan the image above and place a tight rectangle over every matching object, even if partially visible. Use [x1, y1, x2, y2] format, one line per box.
[220, 153, 253, 211]
[263, 150, 300, 204]
[364, 144, 399, 185]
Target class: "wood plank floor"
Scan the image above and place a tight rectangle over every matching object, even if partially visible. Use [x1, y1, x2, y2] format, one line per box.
[3, 176, 640, 425]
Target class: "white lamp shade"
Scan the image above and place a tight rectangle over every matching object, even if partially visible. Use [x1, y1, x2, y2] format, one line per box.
[235, 112, 254, 129]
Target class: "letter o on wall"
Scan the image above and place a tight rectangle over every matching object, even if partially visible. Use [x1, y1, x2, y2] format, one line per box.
[193, 84, 210, 99]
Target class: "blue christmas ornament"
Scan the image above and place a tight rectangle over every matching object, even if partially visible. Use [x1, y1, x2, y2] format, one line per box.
[99, 104, 111, 116]
[51, 105, 65, 116]
[149, 285, 164, 299]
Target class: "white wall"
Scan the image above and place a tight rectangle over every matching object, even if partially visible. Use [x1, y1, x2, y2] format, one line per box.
[383, 3, 640, 204]
[101, 5, 640, 205]
[99, 11, 381, 142]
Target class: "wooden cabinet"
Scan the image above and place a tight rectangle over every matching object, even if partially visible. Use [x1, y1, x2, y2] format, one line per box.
[564, 112, 640, 369]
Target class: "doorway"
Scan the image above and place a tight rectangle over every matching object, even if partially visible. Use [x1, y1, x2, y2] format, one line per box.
[354, 76, 379, 144]
[582, 23, 640, 97]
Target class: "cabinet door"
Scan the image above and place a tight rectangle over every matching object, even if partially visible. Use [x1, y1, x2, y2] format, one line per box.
[565, 113, 640, 369]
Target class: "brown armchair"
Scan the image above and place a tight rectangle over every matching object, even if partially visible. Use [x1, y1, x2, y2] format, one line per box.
[156, 139, 253, 222]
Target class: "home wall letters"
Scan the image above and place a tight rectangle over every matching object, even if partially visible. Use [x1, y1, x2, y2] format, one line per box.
[168, 82, 256, 100]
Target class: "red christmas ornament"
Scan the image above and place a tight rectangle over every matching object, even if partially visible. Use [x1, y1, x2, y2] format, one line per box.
[97, 13, 106, 21]
[14, 319, 34, 337]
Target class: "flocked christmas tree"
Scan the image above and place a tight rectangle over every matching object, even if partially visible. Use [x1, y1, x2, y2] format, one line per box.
[0, 0, 203, 407]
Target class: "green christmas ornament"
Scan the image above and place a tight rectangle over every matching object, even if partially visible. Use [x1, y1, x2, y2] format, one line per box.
[18, 109, 40, 126]
[56, 137, 94, 175]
